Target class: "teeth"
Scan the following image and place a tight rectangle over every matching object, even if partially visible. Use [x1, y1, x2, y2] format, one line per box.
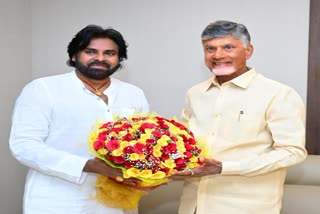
[214, 62, 228, 65]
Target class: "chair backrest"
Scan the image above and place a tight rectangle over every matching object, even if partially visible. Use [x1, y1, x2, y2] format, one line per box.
[281, 155, 320, 214]
[285, 155, 320, 186]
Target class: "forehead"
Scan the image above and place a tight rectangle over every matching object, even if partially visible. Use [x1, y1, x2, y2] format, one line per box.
[86, 37, 118, 51]
[202, 34, 244, 46]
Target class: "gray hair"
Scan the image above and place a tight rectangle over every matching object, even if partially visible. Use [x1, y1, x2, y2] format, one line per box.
[201, 20, 251, 46]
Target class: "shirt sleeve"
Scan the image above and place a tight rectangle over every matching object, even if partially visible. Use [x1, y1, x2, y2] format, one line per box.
[222, 87, 307, 176]
[9, 80, 89, 184]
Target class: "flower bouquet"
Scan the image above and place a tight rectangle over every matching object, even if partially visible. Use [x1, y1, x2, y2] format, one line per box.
[88, 113, 206, 210]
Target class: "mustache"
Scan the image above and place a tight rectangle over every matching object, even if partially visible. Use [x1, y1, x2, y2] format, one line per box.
[88, 61, 111, 69]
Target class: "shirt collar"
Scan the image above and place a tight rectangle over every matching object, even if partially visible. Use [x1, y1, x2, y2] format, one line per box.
[205, 68, 257, 91]
[70, 69, 116, 94]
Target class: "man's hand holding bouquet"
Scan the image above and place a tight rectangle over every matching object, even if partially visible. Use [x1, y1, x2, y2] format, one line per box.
[88, 113, 207, 210]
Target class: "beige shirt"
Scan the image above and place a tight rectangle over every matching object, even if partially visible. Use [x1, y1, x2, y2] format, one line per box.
[179, 68, 307, 214]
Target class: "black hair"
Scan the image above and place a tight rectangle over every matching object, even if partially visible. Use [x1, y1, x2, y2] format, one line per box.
[67, 25, 128, 67]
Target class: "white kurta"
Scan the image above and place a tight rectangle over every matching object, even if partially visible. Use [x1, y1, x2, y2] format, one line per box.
[9, 71, 149, 214]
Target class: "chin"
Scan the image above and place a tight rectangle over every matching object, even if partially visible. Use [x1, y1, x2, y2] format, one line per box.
[211, 68, 236, 76]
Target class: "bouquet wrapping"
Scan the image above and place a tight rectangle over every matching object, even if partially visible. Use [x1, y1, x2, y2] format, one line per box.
[88, 113, 207, 210]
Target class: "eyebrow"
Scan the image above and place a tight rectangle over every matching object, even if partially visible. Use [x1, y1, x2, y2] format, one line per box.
[84, 48, 117, 52]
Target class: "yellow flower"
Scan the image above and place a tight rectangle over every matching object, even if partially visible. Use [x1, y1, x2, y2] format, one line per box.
[139, 170, 152, 178]
[108, 131, 118, 137]
[129, 140, 138, 146]
[97, 148, 107, 155]
[127, 168, 140, 177]
[119, 130, 127, 136]
[153, 145, 162, 151]
[139, 154, 146, 159]
[120, 141, 129, 149]
[140, 133, 151, 140]
[153, 149, 162, 157]
[188, 162, 200, 168]
[129, 153, 140, 161]
[162, 159, 176, 169]
[189, 156, 199, 163]
[112, 148, 124, 156]
[157, 135, 170, 146]
[168, 123, 181, 134]
[177, 143, 186, 154]
[150, 171, 166, 179]
[132, 123, 141, 130]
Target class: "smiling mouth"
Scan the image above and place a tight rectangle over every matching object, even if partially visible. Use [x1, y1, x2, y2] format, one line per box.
[213, 61, 231, 65]
[212, 62, 232, 67]
[90, 65, 107, 69]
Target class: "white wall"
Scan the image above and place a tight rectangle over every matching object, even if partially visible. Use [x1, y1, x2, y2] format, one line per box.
[0, 0, 31, 213]
[1, 0, 309, 213]
[31, 0, 309, 117]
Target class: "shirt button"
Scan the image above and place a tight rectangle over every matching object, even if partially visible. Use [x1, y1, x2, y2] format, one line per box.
[107, 109, 110, 112]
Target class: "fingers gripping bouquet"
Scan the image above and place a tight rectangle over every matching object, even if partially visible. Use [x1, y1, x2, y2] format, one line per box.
[88, 113, 206, 210]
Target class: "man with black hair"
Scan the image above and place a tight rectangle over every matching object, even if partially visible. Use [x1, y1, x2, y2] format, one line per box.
[9, 25, 148, 214]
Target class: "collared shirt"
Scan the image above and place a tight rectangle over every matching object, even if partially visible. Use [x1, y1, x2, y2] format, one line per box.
[179, 68, 307, 214]
[9, 70, 149, 214]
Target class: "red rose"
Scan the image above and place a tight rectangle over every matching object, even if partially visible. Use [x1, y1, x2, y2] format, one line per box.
[184, 142, 194, 151]
[113, 156, 126, 164]
[100, 122, 112, 129]
[184, 151, 193, 158]
[180, 134, 188, 142]
[122, 133, 133, 141]
[133, 142, 146, 154]
[170, 136, 178, 142]
[158, 122, 169, 130]
[189, 131, 195, 138]
[175, 163, 187, 170]
[152, 130, 162, 139]
[188, 138, 196, 145]
[123, 146, 134, 154]
[146, 138, 156, 145]
[160, 153, 170, 161]
[106, 140, 120, 151]
[124, 161, 134, 169]
[174, 157, 185, 165]
[93, 140, 105, 150]
[163, 143, 177, 154]
[105, 153, 113, 161]
[161, 167, 170, 175]
[172, 121, 187, 130]
[112, 127, 122, 134]
[139, 123, 156, 132]
[121, 123, 132, 130]
[97, 131, 107, 141]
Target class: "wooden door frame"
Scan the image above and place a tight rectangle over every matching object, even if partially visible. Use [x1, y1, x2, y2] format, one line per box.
[306, 0, 320, 154]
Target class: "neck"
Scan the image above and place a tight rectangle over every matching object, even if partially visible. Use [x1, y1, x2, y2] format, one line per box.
[76, 71, 111, 96]
[217, 66, 250, 85]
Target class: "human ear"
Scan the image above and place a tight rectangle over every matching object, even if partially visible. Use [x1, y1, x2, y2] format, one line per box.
[246, 44, 254, 59]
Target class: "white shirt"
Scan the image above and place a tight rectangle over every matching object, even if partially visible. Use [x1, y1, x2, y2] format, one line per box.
[9, 71, 149, 214]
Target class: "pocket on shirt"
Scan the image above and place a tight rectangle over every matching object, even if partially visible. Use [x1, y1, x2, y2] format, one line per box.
[219, 111, 262, 143]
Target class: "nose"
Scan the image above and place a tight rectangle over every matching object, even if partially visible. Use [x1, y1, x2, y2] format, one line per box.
[213, 48, 225, 59]
[95, 53, 106, 62]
